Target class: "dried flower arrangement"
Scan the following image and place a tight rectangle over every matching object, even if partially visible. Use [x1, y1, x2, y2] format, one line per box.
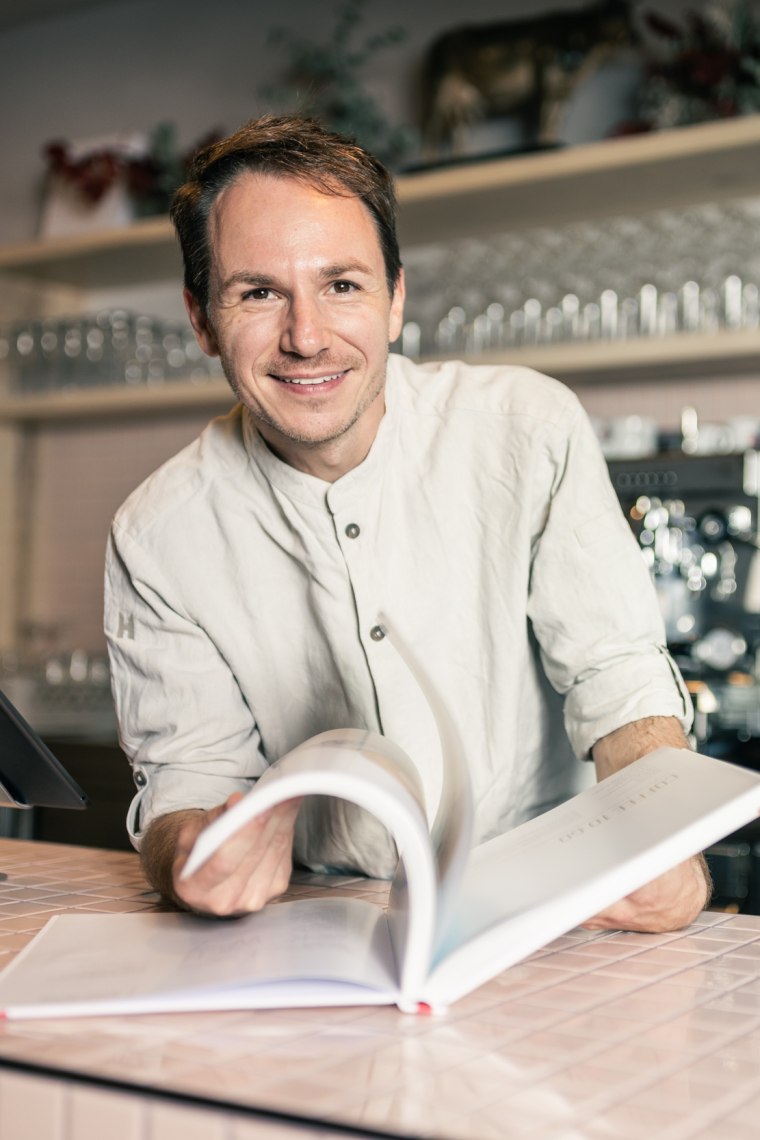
[43, 122, 221, 218]
[636, 0, 760, 129]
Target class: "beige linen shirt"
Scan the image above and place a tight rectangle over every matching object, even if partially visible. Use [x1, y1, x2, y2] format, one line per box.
[105, 355, 692, 874]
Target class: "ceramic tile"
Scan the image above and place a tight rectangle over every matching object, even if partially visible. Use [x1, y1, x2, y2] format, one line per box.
[582, 1098, 697, 1138]
[685, 1051, 760, 1087]
[661, 964, 747, 992]
[587, 1038, 688, 1074]
[633, 1070, 734, 1110]
[525, 951, 601, 972]
[2, 838, 760, 1140]
[691, 1123, 760, 1140]
[499, 1027, 607, 1063]
[720, 1088, 760, 1126]
[705, 914, 760, 930]
[514, 981, 613, 1011]
[552, 1010, 642, 1043]
[689, 924, 760, 943]
[591, 956, 705, 981]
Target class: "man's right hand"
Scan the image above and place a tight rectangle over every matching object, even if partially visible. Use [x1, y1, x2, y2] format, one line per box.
[141, 794, 302, 917]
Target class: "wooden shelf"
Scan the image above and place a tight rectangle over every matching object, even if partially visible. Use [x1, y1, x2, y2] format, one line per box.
[397, 115, 760, 244]
[451, 327, 760, 383]
[2, 118, 760, 287]
[0, 376, 234, 422]
[1, 329, 757, 422]
[0, 215, 180, 289]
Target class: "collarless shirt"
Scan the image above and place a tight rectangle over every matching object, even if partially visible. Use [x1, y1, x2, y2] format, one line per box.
[105, 355, 691, 874]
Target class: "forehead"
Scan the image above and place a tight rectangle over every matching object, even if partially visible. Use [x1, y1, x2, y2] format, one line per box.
[208, 172, 382, 264]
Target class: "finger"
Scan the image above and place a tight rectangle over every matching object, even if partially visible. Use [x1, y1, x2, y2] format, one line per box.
[176, 797, 302, 914]
[235, 804, 300, 911]
[180, 795, 299, 884]
[220, 797, 302, 911]
[208, 797, 302, 892]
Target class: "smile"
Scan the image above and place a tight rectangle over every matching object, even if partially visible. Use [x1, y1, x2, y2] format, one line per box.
[275, 372, 346, 386]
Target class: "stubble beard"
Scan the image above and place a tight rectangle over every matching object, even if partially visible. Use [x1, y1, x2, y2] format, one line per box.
[219, 347, 390, 450]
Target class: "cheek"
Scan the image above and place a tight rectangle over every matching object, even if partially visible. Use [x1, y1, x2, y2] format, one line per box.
[336, 305, 397, 348]
[220, 316, 274, 359]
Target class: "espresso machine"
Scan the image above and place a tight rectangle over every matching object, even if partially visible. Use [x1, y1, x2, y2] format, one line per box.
[607, 444, 760, 909]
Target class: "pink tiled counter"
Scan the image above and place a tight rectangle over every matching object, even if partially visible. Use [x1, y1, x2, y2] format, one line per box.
[1, 838, 760, 1139]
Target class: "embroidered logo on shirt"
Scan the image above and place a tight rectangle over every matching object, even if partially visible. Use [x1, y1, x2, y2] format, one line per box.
[116, 612, 135, 639]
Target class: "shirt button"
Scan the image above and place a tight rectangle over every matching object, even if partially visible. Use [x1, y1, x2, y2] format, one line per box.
[370, 625, 386, 642]
[345, 523, 360, 539]
[133, 769, 147, 788]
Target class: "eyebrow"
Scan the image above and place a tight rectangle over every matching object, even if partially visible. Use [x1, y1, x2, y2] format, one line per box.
[218, 262, 377, 294]
[217, 272, 275, 294]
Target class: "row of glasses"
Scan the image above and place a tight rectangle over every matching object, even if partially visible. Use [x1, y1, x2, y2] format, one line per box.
[0, 309, 223, 394]
[398, 197, 760, 359]
[401, 275, 760, 359]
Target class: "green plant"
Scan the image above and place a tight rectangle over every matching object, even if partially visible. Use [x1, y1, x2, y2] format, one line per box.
[259, 0, 416, 166]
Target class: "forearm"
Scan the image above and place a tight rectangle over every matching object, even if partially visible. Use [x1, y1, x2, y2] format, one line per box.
[592, 715, 690, 781]
[141, 809, 208, 910]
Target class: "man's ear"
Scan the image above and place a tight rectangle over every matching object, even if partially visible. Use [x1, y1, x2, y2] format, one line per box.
[388, 268, 406, 346]
[183, 287, 219, 357]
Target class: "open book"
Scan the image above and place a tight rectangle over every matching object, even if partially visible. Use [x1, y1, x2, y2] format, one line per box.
[2, 730, 760, 1019]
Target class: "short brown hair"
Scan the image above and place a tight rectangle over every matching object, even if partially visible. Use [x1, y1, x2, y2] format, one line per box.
[170, 114, 402, 314]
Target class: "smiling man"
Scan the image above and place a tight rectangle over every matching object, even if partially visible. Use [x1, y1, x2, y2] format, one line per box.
[105, 115, 708, 927]
[186, 172, 404, 479]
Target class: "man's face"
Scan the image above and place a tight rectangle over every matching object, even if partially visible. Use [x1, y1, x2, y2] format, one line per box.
[185, 172, 405, 481]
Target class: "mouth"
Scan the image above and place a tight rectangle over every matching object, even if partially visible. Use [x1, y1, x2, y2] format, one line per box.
[272, 370, 347, 387]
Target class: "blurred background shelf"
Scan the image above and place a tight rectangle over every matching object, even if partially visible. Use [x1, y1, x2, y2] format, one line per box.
[432, 327, 760, 383]
[2, 118, 760, 287]
[396, 116, 760, 244]
[0, 376, 234, 421]
[1, 328, 758, 423]
[0, 215, 180, 288]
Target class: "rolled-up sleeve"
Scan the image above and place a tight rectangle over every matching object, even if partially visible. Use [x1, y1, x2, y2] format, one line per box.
[527, 404, 692, 759]
[104, 524, 266, 848]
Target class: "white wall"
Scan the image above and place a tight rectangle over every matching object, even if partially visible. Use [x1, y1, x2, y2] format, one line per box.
[0, 0, 652, 245]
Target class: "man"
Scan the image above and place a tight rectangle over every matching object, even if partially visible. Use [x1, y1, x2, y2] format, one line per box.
[105, 114, 708, 927]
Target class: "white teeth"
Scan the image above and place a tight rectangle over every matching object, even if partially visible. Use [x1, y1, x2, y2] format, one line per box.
[279, 373, 342, 386]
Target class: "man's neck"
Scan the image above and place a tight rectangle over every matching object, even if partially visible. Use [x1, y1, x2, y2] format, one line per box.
[260, 433, 372, 483]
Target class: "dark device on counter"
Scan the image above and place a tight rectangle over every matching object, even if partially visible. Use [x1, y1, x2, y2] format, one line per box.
[0, 687, 88, 810]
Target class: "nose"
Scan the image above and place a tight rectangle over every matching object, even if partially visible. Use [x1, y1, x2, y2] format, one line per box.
[280, 293, 332, 357]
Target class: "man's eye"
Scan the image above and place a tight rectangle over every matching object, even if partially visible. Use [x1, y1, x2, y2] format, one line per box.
[331, 280, 357, 294]
[243, 287, 274, 301]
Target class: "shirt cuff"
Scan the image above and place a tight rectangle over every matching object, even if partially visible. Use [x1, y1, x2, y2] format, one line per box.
[564, 643, 694, 760]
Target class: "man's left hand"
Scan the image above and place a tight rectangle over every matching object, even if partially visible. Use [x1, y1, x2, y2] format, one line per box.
[589, 716, 712, 933]
[583, 853, 712, 933]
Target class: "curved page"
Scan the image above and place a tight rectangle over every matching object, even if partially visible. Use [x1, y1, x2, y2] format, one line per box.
[378, 621, 474, 949]
[182, 728, 438, 1001]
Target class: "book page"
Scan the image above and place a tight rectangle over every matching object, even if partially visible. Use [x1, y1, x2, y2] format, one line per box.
[378, 622, 474, 963]
[425, 749, 760, 1007]
[0, 898, 400, 1019]
[182, 728, 439, 997]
